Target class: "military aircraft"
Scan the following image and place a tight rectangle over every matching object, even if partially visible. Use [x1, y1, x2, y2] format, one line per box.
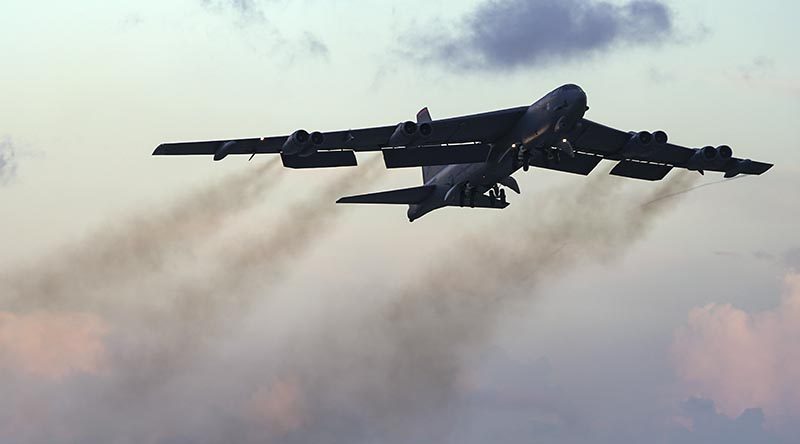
[153, 84, 772, 221]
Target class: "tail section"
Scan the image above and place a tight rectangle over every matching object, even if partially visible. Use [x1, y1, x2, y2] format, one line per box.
[337, 185, 435, 205]
[417, 107, 446, 182]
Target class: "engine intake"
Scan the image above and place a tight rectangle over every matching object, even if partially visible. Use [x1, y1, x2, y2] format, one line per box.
[282, 130, 326, 157]
[282, 130, 311, 156]
[653, 130, 668, 145]
[299, 131, 325, 157]
[389, 120, 433, 147]
[389, 121, 418, 146]
[718, 145, 733, 160]
[688, 145, 735, 172]
[419, 122, 432, 137]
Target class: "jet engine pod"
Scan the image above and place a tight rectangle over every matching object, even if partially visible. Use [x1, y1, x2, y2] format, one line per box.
[282, 129, 312, 156]
[701, 146, 718, 160]
[418, 122, 433, 138]
[653, 130, 668, 145]
[717, 145, 733, 160]
[298, 131, 325, 157]
[687, 146, 721, 173]
[389, 121, 419, 146]
[637, 131, 653, 145]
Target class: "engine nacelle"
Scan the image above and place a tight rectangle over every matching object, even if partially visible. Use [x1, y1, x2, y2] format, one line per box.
[388, 121, 433, 147]
[718, 145, 733, 160]
[389, 121, 419, 147]
[418, 122, 433, 138]
[636, 131, 653, 145]
[298, 131, 325, 157]
[621, 131, 658, 157]
[653, 130, 668, 145]
[282, 130, 311, 156]
[687, 145, 735, 172]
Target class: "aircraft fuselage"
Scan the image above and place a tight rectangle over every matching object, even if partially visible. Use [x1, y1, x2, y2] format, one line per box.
[408, 84, 588, 221]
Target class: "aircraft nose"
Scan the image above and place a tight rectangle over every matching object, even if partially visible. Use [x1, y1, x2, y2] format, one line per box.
[559, 84, 586, 106]
[574, 88, 587, 108]
[565, 84, 587, 110]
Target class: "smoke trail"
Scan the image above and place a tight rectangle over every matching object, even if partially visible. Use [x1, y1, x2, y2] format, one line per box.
[0, 159, 282, 313]
[267, 170, 701, 443]
[0, 157, 386, 443]
[0, 162, 700, 444]
[0, 136, 18, 185]
[642, 175, 746, 207]
[110, 156, 387, 385]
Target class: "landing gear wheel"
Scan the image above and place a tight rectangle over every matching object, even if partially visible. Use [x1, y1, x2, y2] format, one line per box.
[499, 188, 507, 204]
[488, 189, 496, 207]
[517, 145, 531, 172]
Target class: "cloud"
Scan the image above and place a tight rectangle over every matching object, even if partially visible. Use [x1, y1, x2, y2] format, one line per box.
[784, 248, 800, 270]
[247, 378, 307, 435]
[201, 0, 265, 21]
[254, 171, 700, 442]
[669, 397, 780, 444]
[0, 136, 18, 185]
[0, 311, 108, 380]
[302, 32, 330, 60]
[198, 1, 331, 61]
[672, 273, 800, 424]
[410, 0, 675, 71]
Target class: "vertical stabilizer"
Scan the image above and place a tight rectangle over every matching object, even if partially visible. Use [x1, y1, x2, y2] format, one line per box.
[418, 107, 446, 183]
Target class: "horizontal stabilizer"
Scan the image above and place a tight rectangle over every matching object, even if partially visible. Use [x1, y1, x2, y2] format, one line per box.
[383, 144, 490, 169]
[337, 185, 435, 205]
[610, 161, 672, 181]
[531, 152, 603, 176]
[281, 151, 357, 169]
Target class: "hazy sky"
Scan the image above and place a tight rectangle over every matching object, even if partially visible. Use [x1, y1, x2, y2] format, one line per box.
[0, 1, 799, 443]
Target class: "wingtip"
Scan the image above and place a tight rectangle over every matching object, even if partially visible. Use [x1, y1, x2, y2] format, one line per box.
[152, 144, 167, 156]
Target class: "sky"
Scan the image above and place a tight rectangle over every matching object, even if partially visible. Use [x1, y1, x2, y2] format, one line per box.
[0, 0, 799, 443]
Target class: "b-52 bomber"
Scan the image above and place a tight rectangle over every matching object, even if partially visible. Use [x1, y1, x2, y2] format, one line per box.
[153, 84, 772, 221]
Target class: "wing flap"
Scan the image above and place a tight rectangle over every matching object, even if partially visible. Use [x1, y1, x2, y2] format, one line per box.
[610, 161, 673, 181]
[337, 185, 435, 205]
[531, 152, 603, 176]
[281, 151, 357, 169]
[382, 144, 490, 168]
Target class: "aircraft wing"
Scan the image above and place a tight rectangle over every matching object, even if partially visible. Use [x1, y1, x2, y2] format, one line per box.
[565, 119, 773, 180]
[152, 106, 530, 168]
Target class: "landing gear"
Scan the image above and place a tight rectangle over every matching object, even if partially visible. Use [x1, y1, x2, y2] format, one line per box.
[488, 185, 507, 207]
[517, 146, 531, 171]
[460, 183, 477, 208]
[545, 147, 562, 163]
[461, 183, 509, 208]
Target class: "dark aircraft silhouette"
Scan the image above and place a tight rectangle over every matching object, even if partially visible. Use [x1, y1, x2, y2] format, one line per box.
[153, 84, 772, 221]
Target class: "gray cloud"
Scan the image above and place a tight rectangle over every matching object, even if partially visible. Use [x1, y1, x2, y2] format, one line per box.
[201, 0, 265, 20]
[199, 1, 331, 61]
[412, 0, 675, 71]
[0, 136, 18, 185]
[302, 32, 330, 60]
[784, 248, 800, 270]
[0, 167, 700, 444]
[255, 171, 701, 443]
[668, 397, 780, 444]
